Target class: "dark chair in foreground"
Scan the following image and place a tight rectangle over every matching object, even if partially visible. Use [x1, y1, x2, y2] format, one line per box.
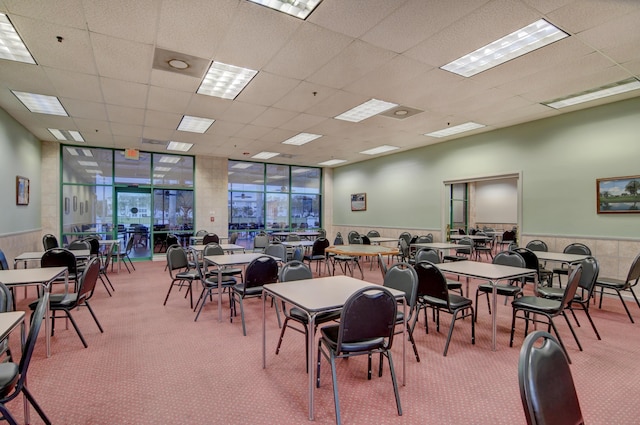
[595, 251, 640, 323]
[475, 250, 526, 322]
[316, 286, 401, 425]
[0, 293, 52, 425]
[510, 265, 583, 363]
[164, 245, 198, 308]
[518, 331, 584, 425]
[415, 261, 475, 356]
[414, 248, 463, 295]
[29, 257, 104, 349]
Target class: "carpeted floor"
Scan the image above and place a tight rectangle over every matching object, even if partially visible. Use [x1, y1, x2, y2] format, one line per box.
[5, 255, 639, 424]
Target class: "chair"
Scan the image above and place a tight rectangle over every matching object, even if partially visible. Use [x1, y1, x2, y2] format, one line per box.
[202, 233, 220, 245]
[195, 229, 208, 237]
[414, 249, 463, 295]
[316, 286, 402, 425]
[292, 246, 304, 262]
[525, 239, 548, 252]
[398, 232, 411, 247]
[512, 247, 552, 287]
[96, 243, 116, 296]
[0, 283, 13, 361]
[42, 233, 59, 250]
[537, 257, 601, 340]
[415, 235, 433, 244]
[275, 261, 340, 370]
[0, 250, 8, 270]
[414, 261, 475, 356]
[377, 253, 388, 280]
[229, 232, 239, 244]
[499, 230, 516, 250]
[552, 243, 591, 286]
[443, 236, 473, 262]
[0, 293, 52, 425]
[518, 331, 584, 425]
[68, 239, 91, 271]
[474, 231, 493, 260]
[510, 265, 584, 363]
[29, 257, 104, 348]
[113, 236, 135, 273]
[304, 237, 330, 275]
[231, 255, 279, 336]
[264, 242, 287, 263]
[41, 248, 78, 293]
[253, 233, 269, 252]
[367, 230, 380, 238]
[191, 248, 237, 322]
[595, 251, 640, 323]
[202, 242, 243, 281]
[163, 245, 199, 309]
[475, 250, 526, 322]
[347, 230, 360, 244]
[383, 263, 421, 362]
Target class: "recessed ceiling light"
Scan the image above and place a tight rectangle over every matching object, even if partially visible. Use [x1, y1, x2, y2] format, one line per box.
[359, 145, 399, 155]
[168, 59, 189, 69]
[197, 61, 258, 100]
[155, 166, 171, 172]
[66, 147, 79, 156]
[424, 122, 486, 138]
[154, 174, 165, 178]
[318, 159, 347, 166]
[82, 149, 93, 157]
[166, 141, 193, 152]
[48, 128, 84, 142]
[159, 156, 181, 164]
[543, 78, 640, 109]
[0, 13, 36, 64]
[282, 132, 323, 146]
[246, 0, 322, 20]
[85, 169, 102, 174]
[177, 115, 215, 133]
[335, 99, 398, 123]
[231, 162, 253, 169]
[78, 161, 98, 167]
[252, 151, 280, 160]
[441, 19, 568, 77]
[12, 91, 68, 116]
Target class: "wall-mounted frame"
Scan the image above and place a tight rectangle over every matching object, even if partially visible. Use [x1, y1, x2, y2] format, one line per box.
[64, 197, 70, 215]
[597, 175, 640, 213]
[16, 176, 29, 205]
[85, 200, 89, 215]
[80, 202, 84, 215]
[73, 196, 78, 212]
[351, 193, 367, 211]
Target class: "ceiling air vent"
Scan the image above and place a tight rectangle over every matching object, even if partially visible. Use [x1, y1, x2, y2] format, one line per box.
[152, 48, 210, 78]
[380, 105, 424, 119]
[141, 138, 166, 146]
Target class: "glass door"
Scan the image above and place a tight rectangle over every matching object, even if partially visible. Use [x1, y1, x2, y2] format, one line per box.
[116, 188, 152, 260]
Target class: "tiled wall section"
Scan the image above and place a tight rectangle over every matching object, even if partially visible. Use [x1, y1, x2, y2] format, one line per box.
[194, 156, 229, 237]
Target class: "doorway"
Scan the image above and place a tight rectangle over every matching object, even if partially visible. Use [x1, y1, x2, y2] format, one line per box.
[116, 188, 152, 260]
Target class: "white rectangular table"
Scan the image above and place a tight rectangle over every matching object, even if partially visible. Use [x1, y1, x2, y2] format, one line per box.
[0, 267, 68, 357]
[411, 242, 460, 257]
[262, 275, 405, 421]
[436, 261, 536, 351]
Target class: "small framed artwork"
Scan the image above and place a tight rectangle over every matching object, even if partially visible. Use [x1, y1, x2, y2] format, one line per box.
[351, 193, 367, 211]
[597, 175, 640, 214]
[85, 200, 89, 214]
[16, 176, 29, 205]
[64, 197, 70, 215]
[73, 196, 78, 212]
[80, 202, 84, 215]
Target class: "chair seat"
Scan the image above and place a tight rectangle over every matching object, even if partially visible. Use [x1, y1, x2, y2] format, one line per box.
[442, 255, 466, 262]
[320, 325, 385, 353]
[28, 293, 77, 309]
[423, 294, 472, 310]
[304, 255, 326, 261]
[477, 283, 522, 296]
[446, 280, 462, 289]
[595, 277, 626, 289]
[512, 296, 561, 313]
[233, 283, 263, 297]
[537, 287, 583, 302]
[202, 276, 236, 289]
[289, 307, 340, 324]
[0, 362, 18, 397]
[552, 267, 569, 275]
[176, 270, 199, 280]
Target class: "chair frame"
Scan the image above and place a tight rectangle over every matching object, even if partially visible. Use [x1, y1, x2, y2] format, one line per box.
[163, 245, 198, 308]
[595, 251, 640, 323]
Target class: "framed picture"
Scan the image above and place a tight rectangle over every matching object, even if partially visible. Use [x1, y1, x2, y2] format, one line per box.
[597, 175, 640, 213]
[16, 176, 29, 205]
[73, 196, 78, 212]
[85, 200, 89, 215]
[64, 197, 70, 215]
[351, 193, 367, 211]
[80, 202, 84, 215]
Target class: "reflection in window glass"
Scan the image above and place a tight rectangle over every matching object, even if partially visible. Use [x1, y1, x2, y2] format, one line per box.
[228, 161, 264, 192]
[266, 163, 289, 192]
[266, 193, 289, 230]
[152, 154, 194, 187]
[62, 146, 113, 185]
[153, 189, 194, 231]
[291, 194, 320, 230]
[62, 185, 113, 240]
[291, 167, 320, 194]
[229, 192, 265, 233]
[114, 150, 151, 185]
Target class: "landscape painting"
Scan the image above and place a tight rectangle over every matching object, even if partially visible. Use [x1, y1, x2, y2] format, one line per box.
[597, 175, 640, 214]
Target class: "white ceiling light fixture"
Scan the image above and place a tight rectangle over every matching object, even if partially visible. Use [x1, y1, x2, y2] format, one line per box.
[318, 159, 347, 166]
[247, 0, 322, 20]
[177, 115, 215, 133]
[197, 61, 258, 100]
[159, 156, 181, 164]
[77, 161, 98, 167]
[155, 166, 171, 172]
[359, 145, 399, 155]
[231, 162, 253, 169]
[252, 151, 280, 160]
[11, 91, 68, 116]
[543, 78, 640, 109]
[335, 99, 399, 123]
[66, 147, 79, 156]
[85, 169, 102, 174]
[441, 19, 568, 77]
[282, 132, 323, 146]
[0, 13, 36, 64]
[48, 128, 84, 142]
[82, 149, 93, 157]
[166, 141, 193, 152]
[425, 122, 486, 138]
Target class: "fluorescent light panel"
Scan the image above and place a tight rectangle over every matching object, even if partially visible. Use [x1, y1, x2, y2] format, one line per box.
[153, 174, 165, 178]
[0, 13, 36, 64]
[335, 99, 398, 123]
[282, 132, 323, 146]
[318, 159, 346, 166]
[543, 78, 640, 109]
[252, 151, 280, 160]
[360, 145, 399, 155]
[12, 91, 67, 116]
[85, 169, 102, 174]
[48, 128, 84, 142]
[425, 122, 486, 138]
[77, 161, 98, 167]
[197, 61, 257, 100]
[166, 141, 193, 152]
[158, 156, 181, 164]
[441, 19, 568, 77]
[247, 0, 322, 20]
[177, 115, 215, 133]
[155, 166, 171, 172]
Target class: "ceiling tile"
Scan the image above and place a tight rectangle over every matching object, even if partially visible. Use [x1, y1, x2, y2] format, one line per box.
[308, 0, 407, 38]
[101, 78, 149, 109]
[82, 0, 161, 44]
[236, 72, 300, 107]
[44, 67, 103, 102]
[106, 104, 146, 125]
[91, 33, 154, 83]
[146, 86, 192, 114]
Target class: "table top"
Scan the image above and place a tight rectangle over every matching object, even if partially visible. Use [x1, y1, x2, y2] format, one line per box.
[436, 260, 536, 281]
[271, 231, 321, 238]
[411, 242, 460, 250]
[264, 275, 403, 313]
[449, 234, 489, 241]
[190, 243, 245, 252]
[281, 240, 315, 247]
[0, 311, 25, 342]
[533, 252, 591, 263]
[325, 245, 399, 256]
[0, 266, 68, 285]
[204, 253, 278, 267]
[15, 250, 90, 262]
[368, 236, 398, 244]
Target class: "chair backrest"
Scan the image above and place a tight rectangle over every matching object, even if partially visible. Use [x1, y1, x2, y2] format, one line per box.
[563, 243, 591, 256]
[624, 252, 640, 288]
[77, 257, 101, 301]
[414, 248, 440, 264]
[286, 233, 301, 242]
[336, 286, 397, 353]
[83, 237, 100, 256]
[253, 234, 269, 250]
[398, 232, 411, 245]
[398, 238, 410, 260]
[166, 234, 180, 248]
[576, 257, 599, 296]
[69, 239, 91, 252]
[279, 260, 313, 282]
[502, 230, 516, 242]
[42, 233, 59, 250]
[377, 253, 388, 278]
[264, 243, 287, 262]
[518, 330, 584, 425]
[203, 242, 224, 256]
[18, 291, 49, 390]
[195, 229, 208, 236]
[560, 265, 583, 310]
[415, 235, 433, 244]
[245, 256, 279, 288]
[229, 232, 239, 244]
[311, 237, 330, 256]
[347, 231, 360, 244]
[41, 248, 77, 275]
[367, 230, 380, 238]
[383, 263, 418, 310]
[167, 245, 189, 273]
[493, 250, 526, 268]
[334, 232, 344, 245]
[414, 261, 451, 310]
[316, 229, 327, 239]
[202, 233, 220, 245]
[361, 235, 371, 245]
[0, 249, 9, 270]
[0, 282, 13, 314]
[458, 228, 466, 235]
[526, 240, 548, 252]
[292, 246, 304, 262]
[457, 237, 474, 255]
[511, 248, 540, 273]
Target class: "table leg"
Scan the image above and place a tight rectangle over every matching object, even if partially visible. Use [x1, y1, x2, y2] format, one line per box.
[491, 280, 497, 352]
[217, 268, 223, 322]
[262, 292, 266, 369]
[20, 320, 30, 424]
[308, 313, 316, 420]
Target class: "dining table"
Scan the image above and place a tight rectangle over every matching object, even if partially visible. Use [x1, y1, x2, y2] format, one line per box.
[324, 244, 399, 279]
[262, 275, 406, 421]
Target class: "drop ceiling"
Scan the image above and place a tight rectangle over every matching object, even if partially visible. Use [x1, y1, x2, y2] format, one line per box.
[0, 0, 639, 167]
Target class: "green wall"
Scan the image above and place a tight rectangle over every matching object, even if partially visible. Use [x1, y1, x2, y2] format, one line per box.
[333, 97, 640, 238]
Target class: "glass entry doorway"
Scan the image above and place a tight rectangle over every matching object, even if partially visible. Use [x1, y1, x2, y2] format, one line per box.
[116, 188, 152, 260]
